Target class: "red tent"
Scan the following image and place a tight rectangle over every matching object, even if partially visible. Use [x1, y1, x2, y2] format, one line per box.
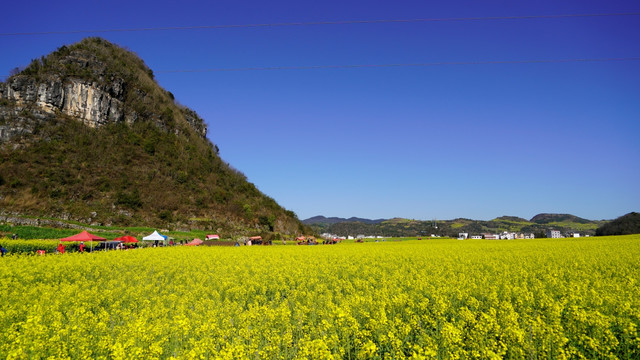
[60, 230, 106, 242]
[114, 235, 138, 243]
[205, 234, 220, 240]
[60, 230, 106, 252]
[186, 238, 203, 246]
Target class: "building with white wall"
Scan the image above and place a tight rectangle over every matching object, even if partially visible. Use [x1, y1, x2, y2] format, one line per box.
[546, 230, 562, 238]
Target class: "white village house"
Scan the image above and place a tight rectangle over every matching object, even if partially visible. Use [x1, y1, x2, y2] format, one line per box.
[546, 230, 562, 238]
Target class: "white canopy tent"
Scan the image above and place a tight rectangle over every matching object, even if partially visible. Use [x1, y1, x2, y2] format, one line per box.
[142, 230, 167, 244]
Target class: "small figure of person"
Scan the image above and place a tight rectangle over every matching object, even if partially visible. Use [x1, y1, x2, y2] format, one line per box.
[1, 245, 7, 257]
[79, 241, 86, 253]
[12, 234, 17, 240]
[56, 242, 66, 254]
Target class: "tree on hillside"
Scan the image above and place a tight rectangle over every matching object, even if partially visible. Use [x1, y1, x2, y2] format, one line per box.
[596, 212, 640, 236]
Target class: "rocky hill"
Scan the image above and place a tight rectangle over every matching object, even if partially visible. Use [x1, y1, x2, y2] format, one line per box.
[0, 37, 307, 236]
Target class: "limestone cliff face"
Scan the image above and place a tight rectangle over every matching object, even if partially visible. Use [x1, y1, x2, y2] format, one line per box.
[61, 80, 124, 126]
[0, 37, 208, 144]
[0, 76, 124, 128]
[0, 74, 208, 143]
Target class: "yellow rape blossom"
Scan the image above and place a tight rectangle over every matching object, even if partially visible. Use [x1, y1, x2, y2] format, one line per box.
[0, 235, 639, 358]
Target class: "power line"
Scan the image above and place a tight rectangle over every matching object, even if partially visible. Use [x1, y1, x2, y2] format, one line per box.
[1, 12, 639, 36]
[154, 57, 640, 73]
[1, 57, 638, 79]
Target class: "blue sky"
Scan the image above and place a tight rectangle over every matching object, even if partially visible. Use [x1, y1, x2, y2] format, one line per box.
[1, 0, 639, 221]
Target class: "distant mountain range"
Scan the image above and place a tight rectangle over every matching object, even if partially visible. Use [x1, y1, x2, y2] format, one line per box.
[302, 216, 386, 225]
[303, 213, 611, 237]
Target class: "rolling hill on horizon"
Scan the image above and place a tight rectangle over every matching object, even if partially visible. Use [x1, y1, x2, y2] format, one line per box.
[304, 213, 612, 237]
[302, 215, 387, 225]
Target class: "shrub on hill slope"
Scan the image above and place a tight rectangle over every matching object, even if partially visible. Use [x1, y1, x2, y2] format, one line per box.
[596, 212, 640, 236]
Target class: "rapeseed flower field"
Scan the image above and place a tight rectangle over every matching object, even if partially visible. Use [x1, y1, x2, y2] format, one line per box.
[1, 236, 639, 359]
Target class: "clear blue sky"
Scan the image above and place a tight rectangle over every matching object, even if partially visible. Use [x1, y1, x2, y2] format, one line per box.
[1, 0, 639, 221]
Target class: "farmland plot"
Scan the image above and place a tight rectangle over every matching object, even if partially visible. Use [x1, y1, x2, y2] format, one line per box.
[1, 236, 639, 359]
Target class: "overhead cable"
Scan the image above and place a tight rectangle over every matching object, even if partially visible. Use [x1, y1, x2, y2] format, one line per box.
[2, 57, 638, 79]
[1, 12, 639, 36]
[154, 57, 640, 73]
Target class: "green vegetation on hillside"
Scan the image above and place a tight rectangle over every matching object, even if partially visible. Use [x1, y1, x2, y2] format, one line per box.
[0, 110, 296, 232]
[0, 38, 307, 235]
[308, 214, 608, 237]
[530, 213, 592, 224]
[596, 212, 640, 236]
[0, 224, 92, 240]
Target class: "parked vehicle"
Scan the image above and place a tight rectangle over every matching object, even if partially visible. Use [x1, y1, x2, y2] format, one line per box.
[91, 241, 123, 251]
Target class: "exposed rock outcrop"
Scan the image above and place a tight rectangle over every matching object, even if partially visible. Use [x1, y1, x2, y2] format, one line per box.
[0, 75, 124, 141]
[0, 102, 51, 144]
[180, 107, 208, 138]
[0, 37, 208, 143]
[0, 213, 106, 231]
